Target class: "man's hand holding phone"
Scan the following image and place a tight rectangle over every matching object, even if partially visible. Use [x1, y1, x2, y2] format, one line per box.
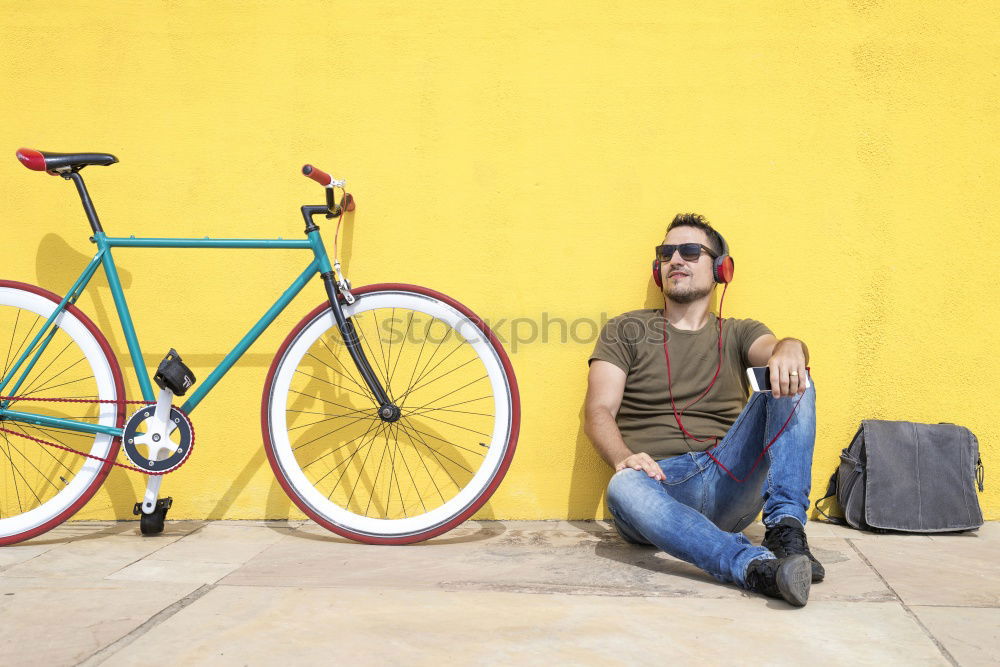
[747, 365, 811, 397]
[752, 338, 810, 398]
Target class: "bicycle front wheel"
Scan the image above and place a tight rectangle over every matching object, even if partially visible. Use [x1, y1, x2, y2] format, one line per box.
[0, 281, 125, 546]
[262, 284, 519, 544]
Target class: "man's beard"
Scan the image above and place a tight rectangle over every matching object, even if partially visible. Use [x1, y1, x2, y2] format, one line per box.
[665, 283, 713, 304]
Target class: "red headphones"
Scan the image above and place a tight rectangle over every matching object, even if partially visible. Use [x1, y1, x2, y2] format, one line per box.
[652, 232, 734, 288]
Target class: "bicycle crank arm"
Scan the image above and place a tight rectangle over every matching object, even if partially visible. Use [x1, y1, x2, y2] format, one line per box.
[135, 388, 177, 513]
[320, 271, 400, 422]
[140, 474, 165, 514]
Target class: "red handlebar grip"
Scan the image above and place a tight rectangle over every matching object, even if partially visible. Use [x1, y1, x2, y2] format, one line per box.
[302, 164, 332, 186]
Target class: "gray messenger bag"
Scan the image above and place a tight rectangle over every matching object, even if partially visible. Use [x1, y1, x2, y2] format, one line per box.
[816, 420, 985, 533]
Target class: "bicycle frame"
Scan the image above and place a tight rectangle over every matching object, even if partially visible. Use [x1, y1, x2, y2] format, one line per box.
[0, 208, 392, 440]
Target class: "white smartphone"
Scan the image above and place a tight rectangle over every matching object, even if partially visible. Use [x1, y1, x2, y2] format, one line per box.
[746, 366, 811, 393]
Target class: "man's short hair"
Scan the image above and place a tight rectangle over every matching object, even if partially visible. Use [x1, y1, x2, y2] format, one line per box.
[665, 213, 724, 256]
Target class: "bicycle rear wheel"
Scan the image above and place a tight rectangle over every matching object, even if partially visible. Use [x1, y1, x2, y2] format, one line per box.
[262, 283, 519, 544]
[0, 281, 124, 546]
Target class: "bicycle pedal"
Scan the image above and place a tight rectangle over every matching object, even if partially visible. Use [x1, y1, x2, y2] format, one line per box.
[133, 497, 173, 516]
[154, 349, 195, 396]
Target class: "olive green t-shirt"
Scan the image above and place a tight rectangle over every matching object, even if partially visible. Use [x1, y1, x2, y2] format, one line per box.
[588, 310, 772, 460]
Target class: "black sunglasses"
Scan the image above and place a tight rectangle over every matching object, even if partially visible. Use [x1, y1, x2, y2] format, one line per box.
[655, 243, 718, 262]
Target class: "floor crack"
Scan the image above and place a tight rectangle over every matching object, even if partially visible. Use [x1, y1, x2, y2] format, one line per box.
[77, 582, 216, 666]
[104, 522, 207, 577]
[847, 538, 959, 667]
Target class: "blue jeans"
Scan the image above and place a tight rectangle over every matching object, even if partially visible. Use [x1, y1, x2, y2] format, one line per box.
[605, 384, 817, 587]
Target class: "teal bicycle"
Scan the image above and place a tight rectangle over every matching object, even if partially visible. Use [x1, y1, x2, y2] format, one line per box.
[0, 148, 519, 545]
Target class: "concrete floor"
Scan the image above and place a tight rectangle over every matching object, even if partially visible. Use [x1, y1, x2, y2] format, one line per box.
[0, 520, 997, 666]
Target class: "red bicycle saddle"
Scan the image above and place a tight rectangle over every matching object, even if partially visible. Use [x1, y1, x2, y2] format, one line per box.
[16, 148, 118, 173]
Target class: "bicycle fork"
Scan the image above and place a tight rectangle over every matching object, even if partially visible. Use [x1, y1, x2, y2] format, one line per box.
[319, 271, 401, 423]
[302, 203, 400, 424]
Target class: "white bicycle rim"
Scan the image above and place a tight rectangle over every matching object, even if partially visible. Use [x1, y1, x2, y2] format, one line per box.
[267, 289, 513, 539]
[0, 287, 118, 540]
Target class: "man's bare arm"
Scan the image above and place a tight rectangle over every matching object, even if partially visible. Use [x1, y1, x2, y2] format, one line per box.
[584, 360, 665, 480]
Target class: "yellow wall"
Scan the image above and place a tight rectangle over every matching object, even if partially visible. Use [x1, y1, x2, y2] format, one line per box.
[1, 2, 997, 522]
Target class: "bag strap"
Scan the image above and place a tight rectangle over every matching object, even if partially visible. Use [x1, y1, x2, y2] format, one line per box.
[813, 469, 846, 525]
[942, 422, 984, 492]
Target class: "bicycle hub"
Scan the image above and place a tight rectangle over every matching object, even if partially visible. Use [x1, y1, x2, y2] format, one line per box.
[379, 404, 401, 423]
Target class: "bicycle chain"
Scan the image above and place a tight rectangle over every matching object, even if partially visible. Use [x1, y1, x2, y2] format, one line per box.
[0, 394, 195, 476]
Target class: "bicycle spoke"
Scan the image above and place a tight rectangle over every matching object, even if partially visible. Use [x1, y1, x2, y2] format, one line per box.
[395, 439, 426, 514]
[319, 424, 384, 492]
[406, 406, 494, 419]
[287, 407, 376, 433]
[3, 308, 23, 379]
[398, 358, 482, 408]
[303, 417, 381, 473]
[12, 422, 102, 440]
[396, 341, 473, 407]
[369, 310, 392, 395]
[386, 422, 405, 518]
[293, 369, 375, 404]
[402, 387, 493, 419]
[18, 375, 95, 399]
[2, 429, 65, 494]
[353, 317, 391, 394]
[398, 415, 476, 474]
[294, 412, 382, 453]
[396, 418, 466, 490]
[22, 355, 90, 399]
[6, 314, 42, 381]
[396, 417, 488, 457]
[395, 420, 448, 504]
[397, 318, 448, 408]
[363, 435, 391, 517]
[405, 411, 492, 439]
[289, 388, 375, 413]
[383, 309, 396, 389]
[0, 432, 25, 514]
[402, 320, 430, 403]
[386, 309, 411, 390]
[0, 433, 44, 510]
[338, 422, 388, 505]
[312, 337, 376, 399]
[17, 338, 78, 400]
[16, 423, 82, 475]
[306, 349, 371, 394]
[315, 336, 375, 400]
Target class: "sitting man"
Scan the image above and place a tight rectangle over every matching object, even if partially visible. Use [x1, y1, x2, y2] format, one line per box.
[584, 213, 822, 607]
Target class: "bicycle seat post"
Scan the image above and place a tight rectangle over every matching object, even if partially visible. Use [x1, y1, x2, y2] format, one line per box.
[65, 171, 105, 234]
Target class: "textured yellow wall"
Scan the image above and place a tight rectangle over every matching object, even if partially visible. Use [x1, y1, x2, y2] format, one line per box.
[1, 2, 997, 522]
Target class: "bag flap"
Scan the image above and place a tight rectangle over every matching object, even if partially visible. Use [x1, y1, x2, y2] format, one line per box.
[862, 420, 982, 531]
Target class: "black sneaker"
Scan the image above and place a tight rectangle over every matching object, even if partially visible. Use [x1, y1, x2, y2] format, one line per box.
[745, 555, 811, 607]
[763, 517, 825, 583]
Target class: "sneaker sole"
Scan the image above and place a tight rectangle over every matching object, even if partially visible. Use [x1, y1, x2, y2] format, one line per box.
[776, 555, 812, 607]
[764, 545, 825, 583]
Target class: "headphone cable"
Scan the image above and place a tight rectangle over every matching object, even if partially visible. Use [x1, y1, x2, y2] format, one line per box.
[661, 283, 806, 483]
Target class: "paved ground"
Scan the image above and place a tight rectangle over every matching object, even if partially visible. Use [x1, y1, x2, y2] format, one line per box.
[0, 520, 997, 666]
